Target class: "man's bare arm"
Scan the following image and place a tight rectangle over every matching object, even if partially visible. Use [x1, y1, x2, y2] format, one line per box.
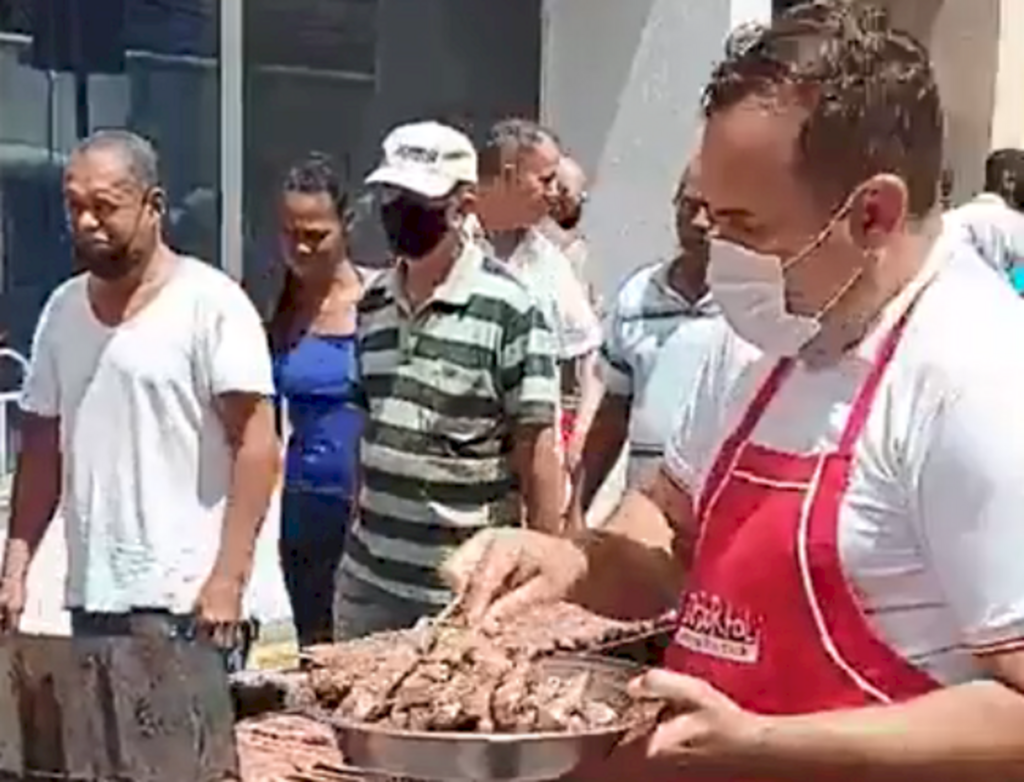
[1, 414, 61, 583]
[575, 393, 630, 511]
[566, 351, 603, 463]
[512, 423, 564, 535]
[210, 393, 280, 586]
[568, 467, 696, 621]
[747, 650, 1024, 781]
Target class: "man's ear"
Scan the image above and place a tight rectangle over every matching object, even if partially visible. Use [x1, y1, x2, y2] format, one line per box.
[500, 149, 521, 186]
[847, 174, 907, 252]
[456, 186, 478, 217]
[148, 187, 168, 218]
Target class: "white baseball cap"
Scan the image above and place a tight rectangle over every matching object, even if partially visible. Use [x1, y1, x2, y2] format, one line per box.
[365, 121, 478, 198]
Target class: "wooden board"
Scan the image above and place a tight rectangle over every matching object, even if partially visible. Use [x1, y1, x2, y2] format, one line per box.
[0, 635, 239, 781]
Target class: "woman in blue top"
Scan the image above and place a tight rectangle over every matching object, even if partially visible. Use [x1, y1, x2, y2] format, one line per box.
[268, 154, 362, 647]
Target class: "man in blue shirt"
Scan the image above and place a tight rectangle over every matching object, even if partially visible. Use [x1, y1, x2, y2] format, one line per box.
[944, 149, 1024, 290]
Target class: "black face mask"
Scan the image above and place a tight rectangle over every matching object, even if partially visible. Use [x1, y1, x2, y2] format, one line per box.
[379, 196, 451, 259]
[73, 240, 139, 280]
[555, 203, 583, 231]
[72, 192, 155, 280]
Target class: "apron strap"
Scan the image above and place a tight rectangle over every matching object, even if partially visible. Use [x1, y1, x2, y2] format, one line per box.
[697, 357, 793, 519]
[836, 281, 932, 455]
[699, 272, 934, 516]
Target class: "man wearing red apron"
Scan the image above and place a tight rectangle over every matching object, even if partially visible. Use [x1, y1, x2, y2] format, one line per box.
[448, 3, 1024, 780]
[662, 283, 940, 715]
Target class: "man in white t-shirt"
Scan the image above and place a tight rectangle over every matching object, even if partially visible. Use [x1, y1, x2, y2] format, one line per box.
[0, 130, 279, 668]
[472, 120, 603, 489]
[446, 5, 1024, 779]
[542, 155, 590, 281]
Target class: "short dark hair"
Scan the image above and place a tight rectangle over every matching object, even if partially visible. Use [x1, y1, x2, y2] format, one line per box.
[73, 128, 160, 190]
[478, 118, 560, 180]
[673, 165, 694, 206]
[984, 149, 1024, 210]
[703, 0, 943, 219]
[282, 152, 348, 216]
[939, 167, 955, 204]
[270, 152, 349, 352]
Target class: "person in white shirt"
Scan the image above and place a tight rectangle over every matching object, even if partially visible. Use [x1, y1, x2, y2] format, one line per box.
[0, 130, 279, 669]
[446, 4, 1024, 779]
[472, 120, 603, 493]
[943, 148, 1024, 280]
[543, 155, 590, 281]
[576, 162, 726, 511]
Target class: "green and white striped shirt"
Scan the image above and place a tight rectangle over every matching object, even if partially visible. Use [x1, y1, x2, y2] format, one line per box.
[339, 241, 559, 609]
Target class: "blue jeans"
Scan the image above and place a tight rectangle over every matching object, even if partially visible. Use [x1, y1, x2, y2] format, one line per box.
[279, 488, 350, 647]
[70, 609, 257, 674]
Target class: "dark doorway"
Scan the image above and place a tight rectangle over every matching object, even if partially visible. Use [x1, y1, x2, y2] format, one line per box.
[242, 0, 543, 303]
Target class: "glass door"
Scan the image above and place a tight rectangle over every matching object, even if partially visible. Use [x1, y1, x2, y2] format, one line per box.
[0, 0, 223, 479]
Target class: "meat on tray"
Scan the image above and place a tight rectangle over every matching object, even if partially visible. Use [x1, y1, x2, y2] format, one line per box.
[305, 602, 676, 672]
[305, 603, 671, 734]
[486, 602, 677, 653]
[236, 714, 345, 782]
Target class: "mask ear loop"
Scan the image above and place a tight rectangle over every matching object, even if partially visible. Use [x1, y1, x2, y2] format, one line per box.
[115, 188, 154, 258]
[814, 261, 864, 320]
[780, 194, 858, 274]
[787, 192, 868, 321]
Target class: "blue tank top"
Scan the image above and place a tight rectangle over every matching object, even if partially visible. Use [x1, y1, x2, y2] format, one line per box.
[273, 333, 362, 497]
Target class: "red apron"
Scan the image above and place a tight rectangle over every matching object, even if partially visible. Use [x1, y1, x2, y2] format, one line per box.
[663, 288, 941, 716]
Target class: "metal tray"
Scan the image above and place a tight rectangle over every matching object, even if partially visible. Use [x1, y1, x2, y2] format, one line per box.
[323, 655, 646, 782]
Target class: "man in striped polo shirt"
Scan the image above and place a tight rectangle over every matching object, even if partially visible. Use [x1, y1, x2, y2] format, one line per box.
[333, 122, 564, 639]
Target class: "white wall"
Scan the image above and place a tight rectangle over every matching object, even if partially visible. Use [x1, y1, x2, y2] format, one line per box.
[991, 0, 1024, 151]
[540, 0, 772, 299]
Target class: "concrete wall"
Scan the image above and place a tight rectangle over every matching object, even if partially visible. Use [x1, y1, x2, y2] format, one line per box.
[540, 0, 772, 300]
[991, 0, 1024, 151]
[539, 0, 771, 522]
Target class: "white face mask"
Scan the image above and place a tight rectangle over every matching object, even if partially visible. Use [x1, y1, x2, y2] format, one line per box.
[708, 239, 821, 356]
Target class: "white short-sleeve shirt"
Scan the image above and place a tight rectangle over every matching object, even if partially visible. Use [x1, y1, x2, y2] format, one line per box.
[600, 262, 726, 485]
[943, 193, 1024, 277]
[20, 257, 274, 613]
[505, 229, 602, 362]
[664, 235, 1024, 685]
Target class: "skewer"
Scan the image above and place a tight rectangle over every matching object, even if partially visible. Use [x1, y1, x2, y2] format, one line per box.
[412, 536, 492, 652]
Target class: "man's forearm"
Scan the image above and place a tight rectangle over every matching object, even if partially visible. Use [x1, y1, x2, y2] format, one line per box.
[518, 425, 564, 535]
[748, 680, 1024, 781]
[578, 397, 630, 510]
[211, 440, 278, 584]
[567, 489, 685, 621]
[2, 429, 61, 582]
[570, 351, 603, 452]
